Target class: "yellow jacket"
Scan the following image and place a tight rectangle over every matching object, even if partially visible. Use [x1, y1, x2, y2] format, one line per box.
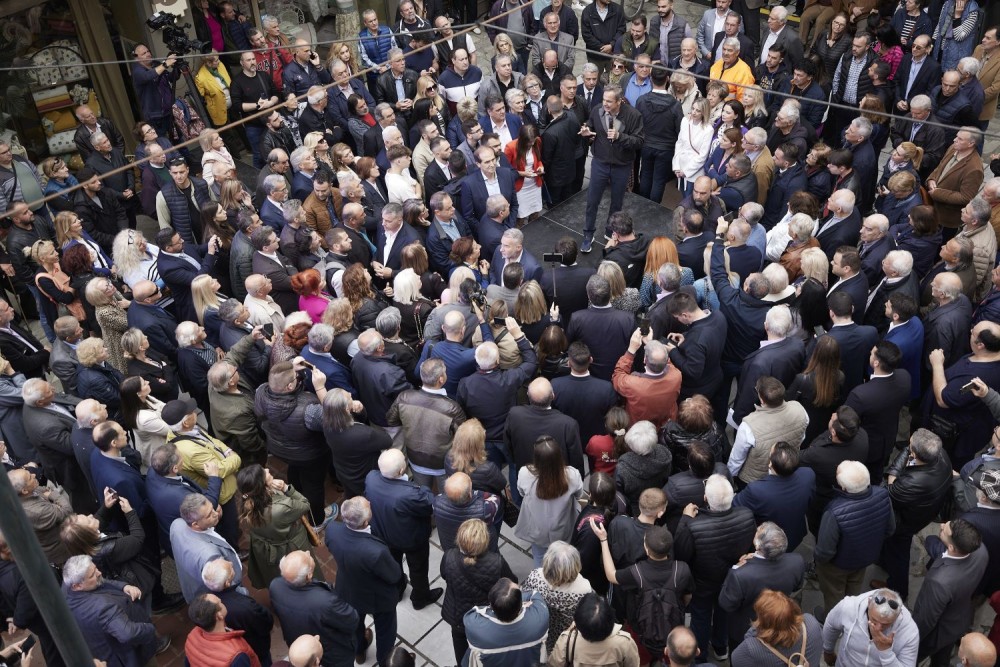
[194, 63, 232, 126]
[169, 430, 242, 504]
[709, 58, 755, 101]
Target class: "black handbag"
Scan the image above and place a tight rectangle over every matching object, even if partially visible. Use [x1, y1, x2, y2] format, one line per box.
[502, 487, 520, 528]
[928, 414, 959, 451]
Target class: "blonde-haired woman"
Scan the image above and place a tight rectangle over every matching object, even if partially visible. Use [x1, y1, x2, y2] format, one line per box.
[445, 419, 509, 497]
[85, 277, 129, 372]
[597, 261, 639, 315]
[76, 337, 125, 413]
[303, 131, 335, 178]
[27, 239, 85, 332]
[392, 268, 434, 348]
[198, 128, 236, 187]
[441, 519, 516, 663]
[415, 75, 451, 136]
[492, 33, 526, 74]
[327, 41, 360, 78]
[192, 274, 225, 349]
[54, 211, 112, 272]
[741, 87, 769, 130]
[112, 229, 162, 290]
[794, 247, 831, 336]
[322, 298, 360, 365]
[513, 280, 557, 344]
[122, 328, 177, 402]
[193, 52, 232, 130]
[673, 98, 713, 196]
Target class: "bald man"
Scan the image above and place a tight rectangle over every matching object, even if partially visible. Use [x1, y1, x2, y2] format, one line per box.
[364, 450, 442, 609]
[417, 308, 493, 398]
[10, 468, 72, 566]
[269, 551, 359, 667]
[957, 632, 996, 667]
[504, 377, 585, 483]
[282, 38, 331, 96]
[243, 274, 285, 331]
[666, 626, 700, 667]
[352, 330, 412, 427]
[285, 634, 324, 667]
[432, 471, 502, 553]
[126, 280, 179, 360]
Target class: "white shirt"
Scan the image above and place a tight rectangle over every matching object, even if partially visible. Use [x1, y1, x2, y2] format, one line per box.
[383, 228, 399, 263]
[482, 171, 501, 197]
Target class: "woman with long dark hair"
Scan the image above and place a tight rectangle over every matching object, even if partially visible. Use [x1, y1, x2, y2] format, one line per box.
[786, 336, 845, 444]
[320, 389, 391, 497]
[515, 436, 584, 565]
[504, 124, 544, 226]
[198, 201, 234, 295]
[237, 463, 322, 589]
[585, 407, 631, 476]
[570, 472, 618, 595]
[119, 375, 170, 465]
[341, 263, 387, 331]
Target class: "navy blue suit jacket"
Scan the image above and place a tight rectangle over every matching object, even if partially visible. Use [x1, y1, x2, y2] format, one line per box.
[300, 347, 357, 398]
[157, 245, 217, 324]
[763, 163, 808, 229]
[259, 198, 285, 232]
[489, 247, 544, 285]
[476, 214, 510, 263]
[815, 210, 862, 259]
[731, 337, 808, 424]
[291, 171, 315, 202]
[375, 221, 422, 271]
[823, 323, 879, 393]
[577, 84, 604, 113]
[327, 80, 375, 127]
[827, 273, 871, 325]
[363, 471, 434, 551]
[478, 113, 523, 139]
[325, 521, 403, 614]
[733, 468, 816, 551]
[145, 468, 222, 553]
[426, 216, 473, 275]
[126, 302, 178, 360]
[89, 449, 149, 519]
[460, 168, 518, 229]
[884, 317, 924, 401]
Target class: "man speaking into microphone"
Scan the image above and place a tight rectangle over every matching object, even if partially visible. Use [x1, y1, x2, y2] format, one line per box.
[578, 84, 644, 253]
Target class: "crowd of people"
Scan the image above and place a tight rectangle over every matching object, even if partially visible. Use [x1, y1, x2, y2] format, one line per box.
[3, 0, 1000, 665]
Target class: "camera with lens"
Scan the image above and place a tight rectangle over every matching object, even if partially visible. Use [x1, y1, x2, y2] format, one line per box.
[468, 287, 488, 310]
[146, 11, 211, 58]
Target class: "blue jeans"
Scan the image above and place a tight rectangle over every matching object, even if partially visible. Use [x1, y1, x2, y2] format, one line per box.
[530, 543, 546, 567]
[244, 124, 265, 168]
[689, 590, 729, 657]
[25, 284, 54, 342]
[584, 159, 630, 240]
[638, 146, 674, 204]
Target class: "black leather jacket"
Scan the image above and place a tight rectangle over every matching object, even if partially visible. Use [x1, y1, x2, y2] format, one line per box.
[886, 448, 953, 536]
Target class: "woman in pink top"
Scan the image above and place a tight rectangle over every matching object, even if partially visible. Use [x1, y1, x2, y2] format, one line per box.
[291, 268, 333, 323]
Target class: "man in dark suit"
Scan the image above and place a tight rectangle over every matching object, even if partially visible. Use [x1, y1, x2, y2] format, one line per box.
[425, 192, 473, 275]
[541, 238, 597, 327]
[269, 550, 360, 667]
[824, 292, 880, 394]
[863, 250, 921, 335]
[934, 468, 1000, 598]
[761, 8, 803, 70]
[145, 442, 222, 555]
[762, 144, 808, 230]
[890, 99, 948, 181]
[155, 228, 219, 324]
[532, 50, 573, 99]
[22, 379, 90, 512]
[577, 65, 604, 114]
[504, 377, 585, 477]
[540, 94, 582, 205]
[489, 228, 543, 285]
[565, 274, 634, 381]
[893, 36, 940, 113]
[912, 519, 988, 665]
[249, 227, 299, 317]
[551, 343, 619, 446]
[363, 449, 442, 611]
[326, 59, 376, 131]
[828, 248, 870, 325]
[922, 272, 973, 369]
[126, 281, 179, 362]
[73, 105, 125, 160]
[858, 217, 895, 287]
[730, 305, 807, 425]
[374, 49, 420, 120]
[710, 23, 754, 67]
[0, 299, 49, 379]
[479, 96, 524, 140]
[815, 191, 862, 259]
[844, 341, 912, 481]
[460, 146, 518, 228]
[326, 497, 403, 666]
[675, 210, 711, 280]
[476, 197, 512, 264]
[842, 120, 878, 213]
[374, 202, 422, 278]
[362, 104, 410, 157]
[422, 137, 453, 205]
[799, 406, 870, 535]
[718, 522, 806, 651]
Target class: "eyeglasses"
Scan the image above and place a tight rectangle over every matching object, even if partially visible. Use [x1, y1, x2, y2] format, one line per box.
[612, 63, 625, 69]
[873, 595, 900, 610]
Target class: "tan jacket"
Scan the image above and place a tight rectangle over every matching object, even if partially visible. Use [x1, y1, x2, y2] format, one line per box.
[928, 146, 985, 229]
[547, 624, 640, 667]
[960, 222, 999, 301]
[974, 45, 1000, 122]
[22, 489, 73, 566]
[302, 190, 344, 240]
[751, 148, 775, 206]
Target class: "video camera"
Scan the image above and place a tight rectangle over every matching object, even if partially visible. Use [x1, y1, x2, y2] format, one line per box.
[146, 11, 211, 58]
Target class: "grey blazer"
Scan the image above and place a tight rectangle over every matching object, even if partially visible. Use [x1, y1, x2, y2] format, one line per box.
[169, 518, 244, 602]
[50, 339, 81, 395]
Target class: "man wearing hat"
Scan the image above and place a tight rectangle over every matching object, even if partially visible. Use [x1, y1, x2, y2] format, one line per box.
[953, 427, 1000, 514]
[162, 399, 242, 551]
[928, 468, 1000, 599]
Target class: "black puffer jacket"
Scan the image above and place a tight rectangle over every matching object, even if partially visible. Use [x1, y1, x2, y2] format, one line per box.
[253, 384, 324, 463]
[886, 448, 953, 536]
[440, 549, 515, 626]
[674, 505, 756, 592]
[615, 445, 672, 516]
[662, 463, 731, 534]
[660, 421, 728, 471]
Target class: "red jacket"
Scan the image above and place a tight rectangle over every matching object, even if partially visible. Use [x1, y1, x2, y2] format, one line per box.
[184, 627, 262, 667]
[503, 138, 544, 191]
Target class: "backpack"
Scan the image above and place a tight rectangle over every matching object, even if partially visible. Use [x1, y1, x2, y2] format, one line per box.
[630, 561, 684, 651]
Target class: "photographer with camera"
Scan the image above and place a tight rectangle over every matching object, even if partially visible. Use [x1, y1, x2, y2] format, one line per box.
[131, 44, 182, 141]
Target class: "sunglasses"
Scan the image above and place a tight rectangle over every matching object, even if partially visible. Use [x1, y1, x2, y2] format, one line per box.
[873, 595, 899, 610]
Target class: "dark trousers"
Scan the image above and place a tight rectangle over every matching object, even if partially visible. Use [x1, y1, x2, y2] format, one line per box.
[573, 154, 588, 194]
[451, 623, 469, 664]
[879, 531, 914, 602]
[217, 496, 240, 549]
[689, 589, 729, 657]
[921, 642, 956, 667]
[546, 181, 575, 207]
[390, 542, 432, 600]
[487, 439, 518, 503]
[355, 611, 397, 667]
[638, 146, 674, 204]
[584, 159, 630, 239]
[284, 453, 331, 525]
[245, 124, 265, 169]
[734, 0, 762, 47]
